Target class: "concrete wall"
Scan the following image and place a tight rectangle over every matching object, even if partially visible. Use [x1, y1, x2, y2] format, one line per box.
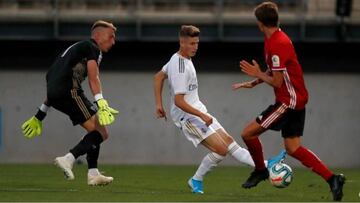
[0, 71, 359, 168]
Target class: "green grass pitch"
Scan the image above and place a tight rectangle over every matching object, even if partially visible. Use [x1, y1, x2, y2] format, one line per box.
[0, 164, 358, 201]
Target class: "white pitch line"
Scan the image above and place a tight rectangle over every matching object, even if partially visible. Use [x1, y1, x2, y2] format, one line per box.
[0, 188, 78, 192]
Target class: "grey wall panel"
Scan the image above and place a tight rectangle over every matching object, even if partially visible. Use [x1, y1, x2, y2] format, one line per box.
[0, 71, 359, 168]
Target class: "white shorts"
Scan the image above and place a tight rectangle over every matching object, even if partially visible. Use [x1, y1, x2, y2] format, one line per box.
[178, 113, 224, 147]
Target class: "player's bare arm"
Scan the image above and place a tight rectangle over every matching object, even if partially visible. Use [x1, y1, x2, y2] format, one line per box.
[240, 59, 283, 88]
[174, 94, 213, 126]
[232, 79, 260, 90]
[87, 60, 102, 95]
[232, 64, 272, 90]
[153, 70, 167, 120]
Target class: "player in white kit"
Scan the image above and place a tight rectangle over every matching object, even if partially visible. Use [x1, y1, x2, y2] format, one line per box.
[153, 25, 285, 194]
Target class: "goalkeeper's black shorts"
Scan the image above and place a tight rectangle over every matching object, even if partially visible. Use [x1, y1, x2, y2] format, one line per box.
[49, 89, 97, 125]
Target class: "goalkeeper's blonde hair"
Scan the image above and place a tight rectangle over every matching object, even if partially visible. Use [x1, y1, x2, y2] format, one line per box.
[91, 20, 117, 33]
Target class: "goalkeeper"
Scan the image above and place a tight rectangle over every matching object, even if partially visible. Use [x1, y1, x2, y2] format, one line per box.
[21, 20, 118, 186]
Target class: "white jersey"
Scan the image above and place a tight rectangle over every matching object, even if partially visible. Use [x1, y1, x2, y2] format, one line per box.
[162, 52, 207, 126]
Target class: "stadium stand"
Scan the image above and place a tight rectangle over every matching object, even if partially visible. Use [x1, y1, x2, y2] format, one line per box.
[0, 0, 359, 41]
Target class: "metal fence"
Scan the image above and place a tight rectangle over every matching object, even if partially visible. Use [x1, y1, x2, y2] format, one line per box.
[0, 0, 358, 41]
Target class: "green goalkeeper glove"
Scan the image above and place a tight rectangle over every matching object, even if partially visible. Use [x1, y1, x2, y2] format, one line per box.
[21, 116, 42, 138]
[96, 98, 119, 126]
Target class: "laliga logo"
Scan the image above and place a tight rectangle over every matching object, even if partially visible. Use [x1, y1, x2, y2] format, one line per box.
[272, 55, 280, 67]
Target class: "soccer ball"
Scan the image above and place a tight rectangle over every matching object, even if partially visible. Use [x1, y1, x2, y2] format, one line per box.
[269, 163, 293, 188]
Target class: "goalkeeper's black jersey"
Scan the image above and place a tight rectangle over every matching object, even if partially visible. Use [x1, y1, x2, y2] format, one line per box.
[46, 39, 102, 99]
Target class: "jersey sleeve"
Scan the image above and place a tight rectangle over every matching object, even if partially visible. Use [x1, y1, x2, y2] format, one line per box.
[81, 41, 99, 63]
[270, 42, 290, 71]
[87, 43, 100, 62]
[168, 58, 189, 95]
[161, 62, 169, 74]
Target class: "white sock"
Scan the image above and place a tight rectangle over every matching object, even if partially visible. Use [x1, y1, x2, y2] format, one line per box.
[88, 168, 100, 176]
[64, 153, 75, 165]
[227, 142, 255, 167]
[193, 152, 225, 181]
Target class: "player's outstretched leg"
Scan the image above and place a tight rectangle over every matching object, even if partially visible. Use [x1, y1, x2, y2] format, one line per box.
[190, 152, 224, 194]
[266, 149, 287, 169]
[328, 174, 346, 201]
[188, 178, 204, 194]
[54, 153, 75, 180]
[289, 145, 345, 201]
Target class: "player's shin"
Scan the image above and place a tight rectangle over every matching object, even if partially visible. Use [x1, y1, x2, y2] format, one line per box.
[290, 146, 333, 180]
[192, 152, 225, 181]
[86, 144, 114, 186]
[86, 144, 100, 171]
[70, 130, 103, 159]
[243, 138, 266, 170]
[227, 142, 255, 167]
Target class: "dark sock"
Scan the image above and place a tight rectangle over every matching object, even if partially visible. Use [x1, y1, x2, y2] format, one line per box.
[243, 137, 266, 170]
[87, 144, 100, 169]
[70, 131, 103, 159]
[290, 146, 333, 181]
[327, 175, 336, 185]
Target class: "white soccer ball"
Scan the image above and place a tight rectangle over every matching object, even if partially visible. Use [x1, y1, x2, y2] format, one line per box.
[269, 163, 293, 188]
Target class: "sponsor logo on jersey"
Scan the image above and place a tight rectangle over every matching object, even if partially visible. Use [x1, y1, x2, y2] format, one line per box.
[272, 55, 280, 67]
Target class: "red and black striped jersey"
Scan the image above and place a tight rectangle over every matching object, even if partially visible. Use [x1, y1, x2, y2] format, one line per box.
[264, 29, 308, 110]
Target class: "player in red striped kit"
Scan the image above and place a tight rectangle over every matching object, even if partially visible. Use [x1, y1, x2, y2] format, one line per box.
[232, 2, 345, 201]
